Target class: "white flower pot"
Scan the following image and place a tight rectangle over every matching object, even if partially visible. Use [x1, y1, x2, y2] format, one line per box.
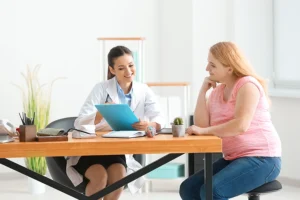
[172, 124, 185, 137]
[28, 177, 46, 194]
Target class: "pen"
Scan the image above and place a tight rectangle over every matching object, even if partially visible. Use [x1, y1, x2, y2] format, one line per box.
[32, 112, 35, 125]
[19, 113, 25, 125]
[24, 113, 27, 124]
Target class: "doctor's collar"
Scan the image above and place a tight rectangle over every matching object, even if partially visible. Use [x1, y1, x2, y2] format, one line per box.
[116, 81, 133, 95]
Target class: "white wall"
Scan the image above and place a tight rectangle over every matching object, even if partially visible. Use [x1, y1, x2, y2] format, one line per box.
[191, 0, 234, 108]
[158, 0, 194, 118]
[158, 0, 233, 112]
[159, 0, 193, 83]
[273, 0, 300, 82]
[270, 97, 300, 180]
[0, 0, 160, 171]
[232, 0, 273, 82]
[0, 0, 160, 126]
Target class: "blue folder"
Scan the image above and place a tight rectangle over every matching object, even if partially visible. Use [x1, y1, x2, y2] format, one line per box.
[95, 104, 139, 131]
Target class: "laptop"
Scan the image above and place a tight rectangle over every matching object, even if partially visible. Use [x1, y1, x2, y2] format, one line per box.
[157, 128, 172, 134]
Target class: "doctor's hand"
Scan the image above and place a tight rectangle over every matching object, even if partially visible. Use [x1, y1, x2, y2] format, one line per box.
[186, 125, 208, 135]
[132, 119, 149, 131]
[94, 102, 115, 124]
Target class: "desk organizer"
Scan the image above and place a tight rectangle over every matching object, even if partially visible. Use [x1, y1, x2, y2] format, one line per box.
[19, 125, 36, 142]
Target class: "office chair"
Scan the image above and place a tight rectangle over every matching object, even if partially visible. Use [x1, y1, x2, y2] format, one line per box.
[246, 180, 282, 200]
[45, 117, 145, 193]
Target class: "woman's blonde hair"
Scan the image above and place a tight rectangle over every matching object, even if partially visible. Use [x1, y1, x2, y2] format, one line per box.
[210, 42, 269, 97]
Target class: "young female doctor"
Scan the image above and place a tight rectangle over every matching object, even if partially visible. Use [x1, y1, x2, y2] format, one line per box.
[66, 46, 164, 199]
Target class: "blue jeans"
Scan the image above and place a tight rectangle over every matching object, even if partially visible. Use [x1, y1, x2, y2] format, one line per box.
[179, 157, 281, 200]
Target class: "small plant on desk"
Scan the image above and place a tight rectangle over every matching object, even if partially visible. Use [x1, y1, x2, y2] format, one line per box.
[173, 117, 184, 126]
[172, 117, 185, 137]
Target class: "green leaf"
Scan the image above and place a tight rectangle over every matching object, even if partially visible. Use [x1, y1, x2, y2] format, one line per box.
[13, 65, 65, 175]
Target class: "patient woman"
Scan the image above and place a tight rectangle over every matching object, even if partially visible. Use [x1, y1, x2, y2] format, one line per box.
[66, 46, 164, 199]
[180, 42, 281, 200]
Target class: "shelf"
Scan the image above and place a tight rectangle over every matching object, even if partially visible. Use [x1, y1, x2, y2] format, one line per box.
[97, 37, 145, 41]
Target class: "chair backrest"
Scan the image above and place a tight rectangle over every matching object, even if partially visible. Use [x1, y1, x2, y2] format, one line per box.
[45, 117, 86, 192]
[46, 117, 77, 131]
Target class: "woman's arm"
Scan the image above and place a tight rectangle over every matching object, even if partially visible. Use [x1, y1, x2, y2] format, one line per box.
[194, 77, 217, 127]
[194, 91, 210, 127]
[187, 82, 260, 137]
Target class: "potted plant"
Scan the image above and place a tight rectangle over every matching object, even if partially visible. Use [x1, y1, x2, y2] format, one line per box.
[14, 65, 63, 194]
[171, 117, 185, 137]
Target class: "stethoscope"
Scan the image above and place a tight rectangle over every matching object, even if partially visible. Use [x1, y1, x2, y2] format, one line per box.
[105, 94, 110, 103]
[105, 94, 114, 103]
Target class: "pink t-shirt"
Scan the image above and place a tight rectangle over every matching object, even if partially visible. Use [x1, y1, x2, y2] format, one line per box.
[208, 76, 281, 160]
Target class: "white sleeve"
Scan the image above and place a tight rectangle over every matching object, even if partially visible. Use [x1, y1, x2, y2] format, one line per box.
[74, 83, 111, 131]
[78, 84, 103, 116]
[144, 86, 165, 128]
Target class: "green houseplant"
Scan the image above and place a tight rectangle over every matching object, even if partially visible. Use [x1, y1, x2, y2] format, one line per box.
[14, 65, 63, 192]
[173, 117, 184, 126]
[171, 117, 185, 137]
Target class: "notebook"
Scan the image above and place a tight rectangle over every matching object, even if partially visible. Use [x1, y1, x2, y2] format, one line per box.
[95, 104, 144, 138]
[102, 131, 146, 138]
[95, 104, 139, 131]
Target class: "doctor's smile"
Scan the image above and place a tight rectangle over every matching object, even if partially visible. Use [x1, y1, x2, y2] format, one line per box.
[110, 54, 137, 85]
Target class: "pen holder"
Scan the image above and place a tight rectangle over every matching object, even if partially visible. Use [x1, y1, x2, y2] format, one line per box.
[19, 125, 37, 142]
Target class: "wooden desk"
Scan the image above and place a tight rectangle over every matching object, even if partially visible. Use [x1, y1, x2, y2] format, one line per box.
[0, 132, 222, 200]
[0, 132, 221, 158]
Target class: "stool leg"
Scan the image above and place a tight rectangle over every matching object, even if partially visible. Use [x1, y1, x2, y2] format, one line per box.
[248, 194, 260, 200]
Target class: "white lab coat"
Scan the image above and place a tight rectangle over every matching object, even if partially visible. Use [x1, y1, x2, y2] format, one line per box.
[66, 77, 164, 194]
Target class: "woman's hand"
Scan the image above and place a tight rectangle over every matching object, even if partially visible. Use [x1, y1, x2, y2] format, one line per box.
[132, 119, 149, 131]
[200, 77, 217, 93]
[186, 125, 208, 135]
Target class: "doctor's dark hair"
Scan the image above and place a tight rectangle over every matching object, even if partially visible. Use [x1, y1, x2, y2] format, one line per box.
[107, 46, 133, 80]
